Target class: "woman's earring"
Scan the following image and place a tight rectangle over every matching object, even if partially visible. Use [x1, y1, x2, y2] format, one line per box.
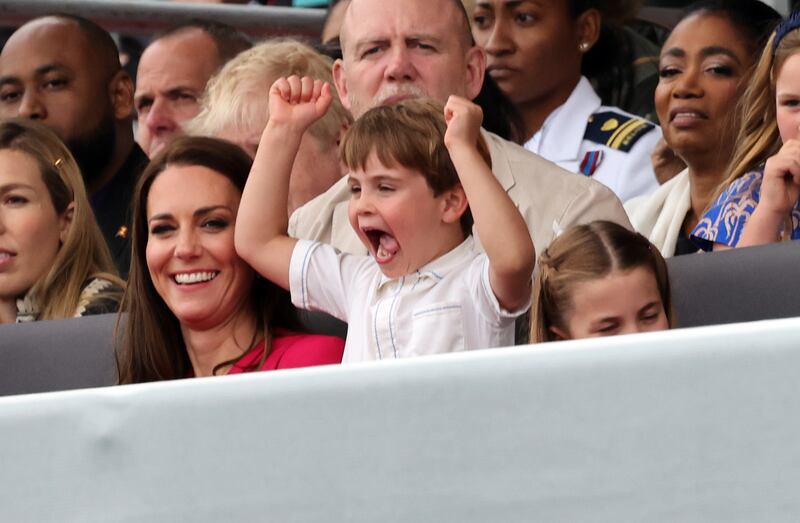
[579, 42, 590, 52]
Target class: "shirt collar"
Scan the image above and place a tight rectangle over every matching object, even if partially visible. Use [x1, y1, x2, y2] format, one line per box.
[376, 236, 476, 288]
[529, 76, 601, 162]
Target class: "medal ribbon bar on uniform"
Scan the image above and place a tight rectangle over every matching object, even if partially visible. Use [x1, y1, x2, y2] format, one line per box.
[580, 150, 604, 177]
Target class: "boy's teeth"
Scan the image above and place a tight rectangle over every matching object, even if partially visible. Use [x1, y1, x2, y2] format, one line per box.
[375, 233, 400, 263]
[175, 271, 218, 284]
[378, 233, 399, 254]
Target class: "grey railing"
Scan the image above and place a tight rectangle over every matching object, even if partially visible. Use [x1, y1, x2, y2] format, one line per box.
[0, 0, 325, 39]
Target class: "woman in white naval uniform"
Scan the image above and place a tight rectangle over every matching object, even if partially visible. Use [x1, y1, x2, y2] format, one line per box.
[472, 0, 660, 202]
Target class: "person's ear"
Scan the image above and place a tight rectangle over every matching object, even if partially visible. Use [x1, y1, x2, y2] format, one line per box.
[575, 8, 601, 53]
[109, 70, 135, 120]
[464, 46, 486, 101]
[548, 325, 570, 341]
[440, 184, 469, 225]
[332, 59, 353, 112]
[58, 202, 75, 245]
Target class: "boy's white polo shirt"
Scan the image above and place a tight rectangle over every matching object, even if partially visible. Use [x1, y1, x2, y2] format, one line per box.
[289, 236, 528, 363]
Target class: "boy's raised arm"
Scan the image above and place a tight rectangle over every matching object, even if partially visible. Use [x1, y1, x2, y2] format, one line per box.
[443, 96, 535, 311]
[235, 76, 332, 290]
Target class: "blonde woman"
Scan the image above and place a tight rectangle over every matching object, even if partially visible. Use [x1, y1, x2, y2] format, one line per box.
[187, 38, 352, 216]
[0, 119, 123, 323]
[693, 11, 800, 249]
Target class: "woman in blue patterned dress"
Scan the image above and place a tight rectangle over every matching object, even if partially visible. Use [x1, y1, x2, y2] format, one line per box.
[693, 12, 800, 249]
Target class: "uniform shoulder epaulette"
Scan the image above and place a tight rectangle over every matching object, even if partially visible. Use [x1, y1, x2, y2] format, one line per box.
[583, 110, 655, 153]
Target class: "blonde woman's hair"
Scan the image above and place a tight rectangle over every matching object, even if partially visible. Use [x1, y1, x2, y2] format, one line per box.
[0, 119, 122, 320]
[187, 38, 352, 146]
[716, 27, 800, 201]
[530, 221, 674, 343]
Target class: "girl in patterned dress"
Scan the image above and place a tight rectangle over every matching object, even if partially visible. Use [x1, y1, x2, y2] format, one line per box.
[693, 12, 800, 249]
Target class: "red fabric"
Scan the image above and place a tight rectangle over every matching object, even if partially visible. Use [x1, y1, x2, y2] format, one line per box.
[228, 330, 344, 374]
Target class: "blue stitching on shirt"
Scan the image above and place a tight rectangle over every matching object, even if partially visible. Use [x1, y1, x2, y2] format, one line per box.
[388, 276, 405, 358]
[410, 271, 423, 292]
[421, 270, 444, 281]
[300, 242, 316, 309]
[412, 304, 462, 317]
[373, 295, 383, 360]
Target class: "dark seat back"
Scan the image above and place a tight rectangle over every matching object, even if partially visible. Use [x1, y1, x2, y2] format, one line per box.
[2, 242, 798, 396]
[667, 242, 800, 328]
[0, 313, 120, 396]
[0, 310, 347, 397]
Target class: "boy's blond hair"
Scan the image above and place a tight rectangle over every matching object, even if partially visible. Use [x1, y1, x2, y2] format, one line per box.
[188, 38, 351, 145]
[341, 98, 491, 235]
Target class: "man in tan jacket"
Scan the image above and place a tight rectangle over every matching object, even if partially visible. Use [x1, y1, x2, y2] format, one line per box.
[289, 0, 630, 257]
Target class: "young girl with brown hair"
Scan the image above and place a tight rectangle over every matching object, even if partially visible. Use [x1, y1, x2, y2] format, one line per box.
[531, 220, 673, 343]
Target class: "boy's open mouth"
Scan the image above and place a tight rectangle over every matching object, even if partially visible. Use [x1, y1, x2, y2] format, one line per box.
[363, 228, 399, 264]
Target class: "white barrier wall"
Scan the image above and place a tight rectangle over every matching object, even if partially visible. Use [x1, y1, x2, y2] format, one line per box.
[2, 318, 800, 522]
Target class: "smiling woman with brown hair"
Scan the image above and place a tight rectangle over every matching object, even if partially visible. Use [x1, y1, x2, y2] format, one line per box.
[116, 136, 344, 383]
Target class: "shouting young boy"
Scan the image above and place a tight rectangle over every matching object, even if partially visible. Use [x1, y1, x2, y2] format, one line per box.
[235, 76, 534, 362]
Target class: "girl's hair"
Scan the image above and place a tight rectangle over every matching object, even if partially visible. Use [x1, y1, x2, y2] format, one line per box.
[116, 136, 299, 384]
[530, 221, 673, 343]
[0, 119, 122, 320]
[715, 12, 796, 201]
